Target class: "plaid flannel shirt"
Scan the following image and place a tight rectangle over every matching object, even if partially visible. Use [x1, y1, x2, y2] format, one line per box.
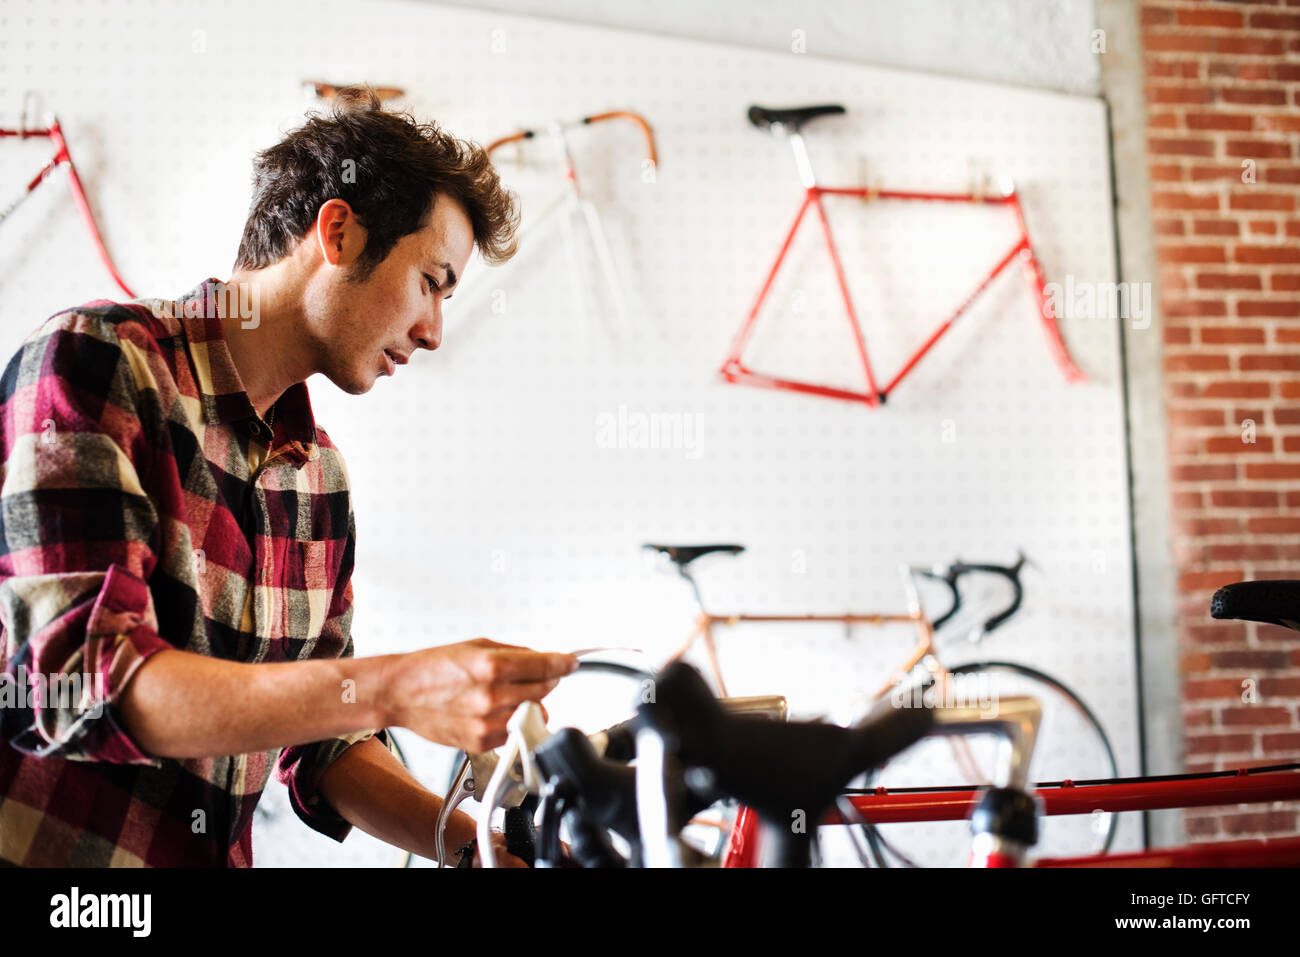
[0, 278, 390, 866]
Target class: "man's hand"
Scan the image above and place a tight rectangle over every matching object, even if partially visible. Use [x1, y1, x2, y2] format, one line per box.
[465, 831, 529, 868]
[381, 638, 578, 751]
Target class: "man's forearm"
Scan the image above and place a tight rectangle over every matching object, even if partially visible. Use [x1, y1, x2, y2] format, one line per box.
[317, 735, 476, 862]
[116, 648, 395, 759]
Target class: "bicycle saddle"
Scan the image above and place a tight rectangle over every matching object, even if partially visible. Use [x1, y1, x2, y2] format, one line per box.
[1211, 581, 1300, 631]
[639, 662, 934, 824]
[643, 543, 745, 567]
[747, 104, 846, 133]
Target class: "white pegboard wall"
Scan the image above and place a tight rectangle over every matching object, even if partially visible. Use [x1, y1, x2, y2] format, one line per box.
[0, 0, 1140, 859]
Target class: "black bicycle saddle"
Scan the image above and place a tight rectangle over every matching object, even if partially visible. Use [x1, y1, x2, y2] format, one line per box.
[643, 543, 745, 568]
[747, 104, 846, 132]
[1211, 581, 1300, 631]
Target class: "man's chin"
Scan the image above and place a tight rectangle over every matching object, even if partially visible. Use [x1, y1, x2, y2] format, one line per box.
[324, 369, 374, 396]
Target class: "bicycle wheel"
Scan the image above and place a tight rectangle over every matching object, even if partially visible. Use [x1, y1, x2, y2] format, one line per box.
[252, 731, 414, 867]
[839, 661, 1119, 868]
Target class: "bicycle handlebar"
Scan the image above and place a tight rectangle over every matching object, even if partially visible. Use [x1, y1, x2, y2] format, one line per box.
[914, 553, 1027, 639]
[486, 109, 658, 166]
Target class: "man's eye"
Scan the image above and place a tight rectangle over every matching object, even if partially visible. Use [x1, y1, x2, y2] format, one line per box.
[424, 274, 440, 293]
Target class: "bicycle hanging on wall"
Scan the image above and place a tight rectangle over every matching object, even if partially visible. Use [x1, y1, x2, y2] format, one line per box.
[720, 103, 1087, 407]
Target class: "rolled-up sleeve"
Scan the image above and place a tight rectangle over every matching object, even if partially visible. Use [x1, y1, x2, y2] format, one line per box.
[0, 311, 174, 764]
[274, 501, 395, 841]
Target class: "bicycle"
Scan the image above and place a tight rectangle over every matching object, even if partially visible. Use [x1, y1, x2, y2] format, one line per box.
[1, 94, 135, 297]
[721, 103, 1086, 407]
[446, 109, 657, 351]
[642, 543, 1119, 866]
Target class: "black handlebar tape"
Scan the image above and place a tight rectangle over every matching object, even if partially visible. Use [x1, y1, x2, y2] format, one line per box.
[926, 555, 1027, 635]
[503, 803, 536, 867]
[535, 728, 643, 848]
[639, 662, 935, 824]
[599, 717, 639, 762]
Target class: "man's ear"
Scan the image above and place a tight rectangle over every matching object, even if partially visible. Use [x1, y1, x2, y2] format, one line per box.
[315, 199, 362, 267]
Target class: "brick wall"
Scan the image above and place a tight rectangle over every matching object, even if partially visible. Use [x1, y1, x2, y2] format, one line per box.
[1140, 0, 1300, 841]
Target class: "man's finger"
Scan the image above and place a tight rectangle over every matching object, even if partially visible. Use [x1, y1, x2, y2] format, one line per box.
[476, 650, 579, 683]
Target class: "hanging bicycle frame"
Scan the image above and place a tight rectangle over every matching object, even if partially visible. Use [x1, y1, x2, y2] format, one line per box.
[721, 106, 1087, 407]
[1, 100, 134, 298]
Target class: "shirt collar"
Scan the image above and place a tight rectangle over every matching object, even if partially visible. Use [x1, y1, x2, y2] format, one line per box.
[172, 278, 320, 468]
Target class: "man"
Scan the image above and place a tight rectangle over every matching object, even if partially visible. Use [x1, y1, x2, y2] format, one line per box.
[0, 88, 576, 867]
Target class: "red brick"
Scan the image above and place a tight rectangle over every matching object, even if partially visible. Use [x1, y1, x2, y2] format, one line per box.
[1189, 164, 1251, 182]
[1247, 219, 1279, 235]
[1258, 113, 1300, 134]
[1177, 9, 1246, 29]
[1271, 273, 1300, 291]
[1204, 435, 1275, 455]
[1185, 732, 1254, 755]
[1247, 516, 1300, 534]
[1217, 36, 1288, 57]
[1197, 271, 1262, 290]
[1185, 678, 1251, 700]
[1180, 569, 1249, 594]
[1274, 408, 1300, 425]
[1209, 650, 1290, 670]
[1153, 190, 1222, 211]
[1169, 406, 1228, 427]
[1161, 244, 1229, 264]
[1229, 191, 1297, 212]
[1166, 353, 1232, 373]
[1173, 462, 1239, 482]
[1148, 111, 1181, 131]
[1238, 300, 1300, 317]
[1221, 811, 1298, 836]
[1173, 488, 1205, 509]
[1174, 516, 1243, 536]
[1163, 298, 1229, 318]
[1219, 87, 1288, 107]
[1143, 34, 1217, 55]
[1187, 111, 1254, 132]
[1252, 12, 1300, 30]
[1192, 217, 1240, 235]
[1245, 463, 1300, 480]
[1239, 352, 1300, 370]
[1235, 244, 1300, 264]
[1199, 325, 1267, 344]
[1147, 58, 1201, 79]
[1221, 706, 1294, 727]
[1205, 542, 1281, 562]
[1164, 325, 1193, 345]
[1225, 139, 1294, 159]
[1149, 136, 1217, 157]
[1264, 165, 1300, 184]
[1150, 163, 1185, 183]
[1201, 380, 1271, 399]
[1259, 678, 1300, 697]
[1262, 732, 1300, 751]
[1185, 815, 1222, 837]
[1277, 328, 1300, 343]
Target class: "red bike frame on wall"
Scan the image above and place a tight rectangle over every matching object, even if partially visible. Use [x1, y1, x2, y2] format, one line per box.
[720, 764, 1300, 867]
[0, 105, 135, 298]
[721, 104, 1086, 407]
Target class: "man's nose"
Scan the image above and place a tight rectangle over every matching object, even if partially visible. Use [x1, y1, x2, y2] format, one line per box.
[412, 304, 443, 352]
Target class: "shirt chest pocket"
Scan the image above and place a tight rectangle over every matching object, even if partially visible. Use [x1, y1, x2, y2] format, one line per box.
[290, 539, 332, 644]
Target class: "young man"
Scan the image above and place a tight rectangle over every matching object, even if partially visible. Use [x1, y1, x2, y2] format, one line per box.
[0, 88, 576, 867]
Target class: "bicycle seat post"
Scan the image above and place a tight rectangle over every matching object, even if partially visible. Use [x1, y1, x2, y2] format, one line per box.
[775, 125, 819, 190]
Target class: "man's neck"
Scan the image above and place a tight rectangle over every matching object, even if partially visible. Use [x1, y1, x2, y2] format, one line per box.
[221, 265, 315, 419]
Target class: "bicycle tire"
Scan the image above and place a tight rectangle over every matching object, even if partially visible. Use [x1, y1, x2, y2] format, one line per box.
[848, 660, 1120, 867]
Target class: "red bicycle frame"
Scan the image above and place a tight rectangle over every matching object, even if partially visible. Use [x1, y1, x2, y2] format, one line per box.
[720, 766, 1300, 867]
[0, 114, 135, 298]
[721, 120, 1086, 406]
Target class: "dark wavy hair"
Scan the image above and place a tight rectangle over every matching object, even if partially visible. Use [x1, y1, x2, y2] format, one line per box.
[233, 87, 519, 278]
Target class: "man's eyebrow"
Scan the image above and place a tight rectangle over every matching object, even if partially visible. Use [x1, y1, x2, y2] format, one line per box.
[434, 261, 458, 288]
